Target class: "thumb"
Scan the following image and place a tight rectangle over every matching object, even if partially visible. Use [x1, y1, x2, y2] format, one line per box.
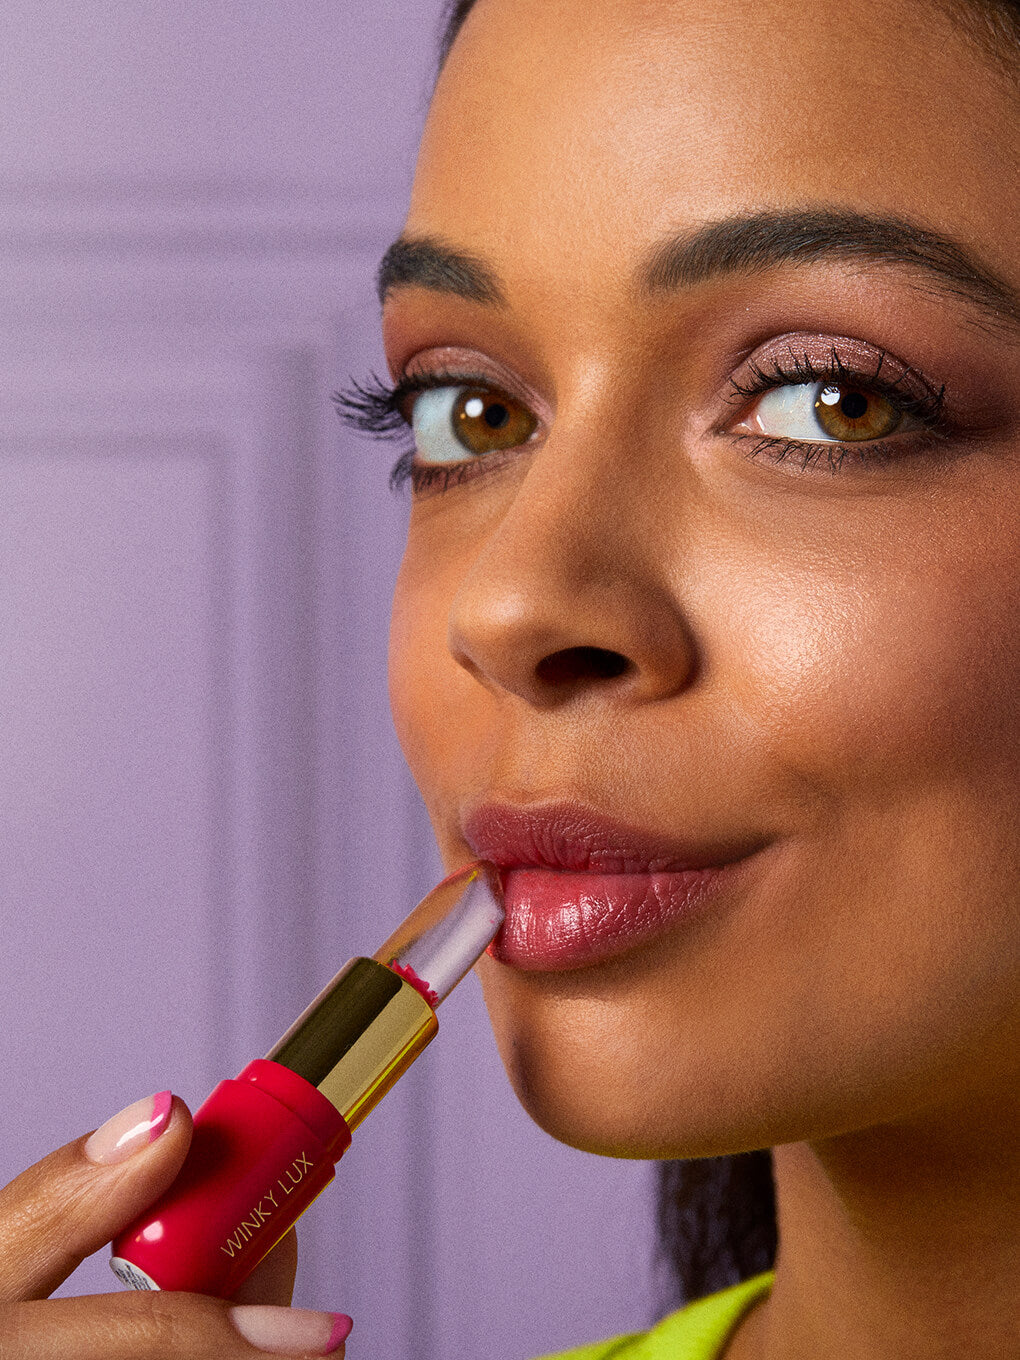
[0, 1091, 192, 1302]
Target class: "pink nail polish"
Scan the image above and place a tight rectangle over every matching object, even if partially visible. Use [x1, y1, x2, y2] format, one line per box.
[326, 1314, 354, 1351]
[84, 1091, 174, 1165]
[228, 1306, 353, 1354]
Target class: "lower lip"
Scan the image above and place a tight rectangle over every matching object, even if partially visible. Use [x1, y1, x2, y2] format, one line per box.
[487, 864, 743, 970]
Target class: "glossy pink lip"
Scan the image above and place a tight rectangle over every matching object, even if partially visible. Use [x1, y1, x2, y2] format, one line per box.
[462, 801, 762, 970]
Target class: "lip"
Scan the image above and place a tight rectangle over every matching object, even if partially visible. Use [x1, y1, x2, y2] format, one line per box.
[462, 801, 763, 970]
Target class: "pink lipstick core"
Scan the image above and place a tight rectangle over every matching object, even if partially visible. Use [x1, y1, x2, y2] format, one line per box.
[389, 960, 440, 1009]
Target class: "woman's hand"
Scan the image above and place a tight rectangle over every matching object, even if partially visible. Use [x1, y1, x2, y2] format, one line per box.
[0, 1093, 352, 1357]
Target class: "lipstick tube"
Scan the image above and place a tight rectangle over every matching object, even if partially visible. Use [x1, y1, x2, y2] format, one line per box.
[109, 861, 503, 1297]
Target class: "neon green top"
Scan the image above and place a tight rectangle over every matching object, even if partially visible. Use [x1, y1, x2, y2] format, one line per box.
[533, 1271, 774, 1360]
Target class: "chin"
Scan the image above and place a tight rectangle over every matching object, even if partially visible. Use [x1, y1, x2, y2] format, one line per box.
[502, 1063, 779, 1161]
[475, 957, 854, 1160]
[478, 991, 769, 1161]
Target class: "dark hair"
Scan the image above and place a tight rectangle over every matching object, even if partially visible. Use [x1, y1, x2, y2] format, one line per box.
[432, 0, 1015, 1315]
[654, 1151, 777, 1309]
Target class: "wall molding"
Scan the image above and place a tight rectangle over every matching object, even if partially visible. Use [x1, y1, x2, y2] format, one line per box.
[0, 174, 395, 251]
[0, 175, 398, 339]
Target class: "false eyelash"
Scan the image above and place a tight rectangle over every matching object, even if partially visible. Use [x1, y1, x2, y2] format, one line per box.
[331, 368, 493, 492]
[331, 371, 410, 439]
[724, 344, 950, 475]
[725, 343, 947, 425]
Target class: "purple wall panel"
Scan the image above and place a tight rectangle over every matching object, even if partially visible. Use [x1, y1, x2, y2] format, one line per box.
[0, 5, 656, 1356]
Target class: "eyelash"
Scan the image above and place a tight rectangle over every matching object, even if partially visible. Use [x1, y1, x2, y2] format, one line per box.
[331, 348, 949, 493]
[332, 366, 498, 493]
[723, 345, 948, 472]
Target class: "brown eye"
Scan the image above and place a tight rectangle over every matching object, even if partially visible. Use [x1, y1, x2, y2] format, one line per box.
[813, 384, 902, 441]
[410, 383, 539, 466]
[739, 376, 914, 448]
[452, 387, 537, 454]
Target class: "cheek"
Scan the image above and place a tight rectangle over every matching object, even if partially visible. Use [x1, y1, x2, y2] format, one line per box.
[716, 507, 1020, 802]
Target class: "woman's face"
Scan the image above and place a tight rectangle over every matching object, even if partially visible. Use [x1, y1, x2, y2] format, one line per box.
[382, 0, 1020, 1158]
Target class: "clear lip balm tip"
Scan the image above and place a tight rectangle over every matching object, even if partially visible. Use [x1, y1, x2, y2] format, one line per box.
[374, 861, 505, 1006]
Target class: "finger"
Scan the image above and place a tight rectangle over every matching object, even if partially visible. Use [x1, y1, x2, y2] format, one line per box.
[0, 1291, 351, 1358]
[0, 1091, 192, 1301]
[230, 1228, 298, 1306]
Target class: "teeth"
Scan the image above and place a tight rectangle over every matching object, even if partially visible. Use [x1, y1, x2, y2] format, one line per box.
[373, 862, 505, 1006]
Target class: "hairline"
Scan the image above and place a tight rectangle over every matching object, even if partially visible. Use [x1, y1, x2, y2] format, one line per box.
[435, 0, 1020, 86]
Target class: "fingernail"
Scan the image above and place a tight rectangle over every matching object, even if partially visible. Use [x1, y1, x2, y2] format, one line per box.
[229, 1306, 353, 1355]
[83, 1091, 174, 1165]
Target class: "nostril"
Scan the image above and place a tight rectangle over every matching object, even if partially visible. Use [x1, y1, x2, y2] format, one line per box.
[535, 645, 630, 687]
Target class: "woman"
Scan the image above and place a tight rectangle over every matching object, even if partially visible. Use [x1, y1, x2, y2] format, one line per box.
[0, 0, 1017, 1355]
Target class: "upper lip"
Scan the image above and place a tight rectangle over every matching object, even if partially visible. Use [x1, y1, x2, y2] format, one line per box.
[462, 800, 758, 874]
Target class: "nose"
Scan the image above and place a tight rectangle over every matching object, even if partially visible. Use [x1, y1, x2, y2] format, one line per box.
[446, 442, 698, 709]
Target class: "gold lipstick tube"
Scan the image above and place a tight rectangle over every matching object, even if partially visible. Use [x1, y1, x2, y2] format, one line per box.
[265, 859, 503, 1129]
[266, 956, 437, 1130]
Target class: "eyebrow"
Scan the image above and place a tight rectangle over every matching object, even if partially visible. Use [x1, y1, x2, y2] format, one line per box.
[377, 208, 1020, 336]
[377, 235, 505, 307]
[642, 208, 1020, 336]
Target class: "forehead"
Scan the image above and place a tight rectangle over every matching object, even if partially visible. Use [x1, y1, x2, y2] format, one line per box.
[407, 0, 1018, 298]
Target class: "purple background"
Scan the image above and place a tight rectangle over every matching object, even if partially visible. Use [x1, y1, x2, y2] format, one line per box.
[0, 4, 657, 1355]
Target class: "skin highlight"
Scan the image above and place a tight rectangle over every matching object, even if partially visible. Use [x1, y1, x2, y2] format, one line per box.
[379, 0, 1020, 1356]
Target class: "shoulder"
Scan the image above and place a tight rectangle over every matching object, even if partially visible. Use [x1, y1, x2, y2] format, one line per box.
[532, 1271, 775, 1360]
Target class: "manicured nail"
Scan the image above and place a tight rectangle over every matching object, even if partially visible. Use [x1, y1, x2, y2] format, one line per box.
[229, 1306, 353, 1354]
[83, 1091, 174, 1165]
